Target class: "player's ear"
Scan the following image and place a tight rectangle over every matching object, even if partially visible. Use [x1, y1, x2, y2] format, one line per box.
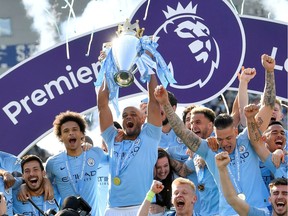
[191, 194, 197, 204]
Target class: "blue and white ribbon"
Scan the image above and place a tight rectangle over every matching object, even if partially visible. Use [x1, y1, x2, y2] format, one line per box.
[94, 35, 176, 116]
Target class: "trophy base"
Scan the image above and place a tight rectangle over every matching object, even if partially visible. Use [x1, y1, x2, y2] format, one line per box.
[114, 71, 134, 87]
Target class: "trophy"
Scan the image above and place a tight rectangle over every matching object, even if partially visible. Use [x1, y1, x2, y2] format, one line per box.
[95, 19, 176, 115]
[112, 19, 144, 87]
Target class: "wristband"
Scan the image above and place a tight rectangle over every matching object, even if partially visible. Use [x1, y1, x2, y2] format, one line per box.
[145, 190, 155, 202]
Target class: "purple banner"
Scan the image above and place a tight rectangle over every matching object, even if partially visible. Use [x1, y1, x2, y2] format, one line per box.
[231, 16, 287, 98]
[0, 0, 287, 155]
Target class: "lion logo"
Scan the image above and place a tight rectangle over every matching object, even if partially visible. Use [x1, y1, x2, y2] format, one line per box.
[153, 2, 220, 89]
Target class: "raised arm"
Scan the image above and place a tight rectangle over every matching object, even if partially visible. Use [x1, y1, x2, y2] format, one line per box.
[215, 152, 250, 216]
[147, 74, 161, 127]
[137, 180, 164, 216]
[255, 54, 276, 132]
[97, 81, 114, 133]
[244, 104, 270, 162]
[237, 67, 257, 127]
[231, 93, 241, 128]
[154, 85, 202, 152]
[170, 159, 193, 177]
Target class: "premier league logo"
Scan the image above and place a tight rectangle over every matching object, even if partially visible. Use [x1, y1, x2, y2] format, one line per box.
[154, 2, 220, 88]
[132, 0, 245, 104]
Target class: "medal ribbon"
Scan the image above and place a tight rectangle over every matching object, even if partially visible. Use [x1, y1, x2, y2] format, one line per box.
[194, 155, 205, 184]
[114, 140, 141, 178]
[65, 151, 87, 195]
[197, 167, 205, 184]
[227, 146, 243, 194]
[31, 199, 46, 216]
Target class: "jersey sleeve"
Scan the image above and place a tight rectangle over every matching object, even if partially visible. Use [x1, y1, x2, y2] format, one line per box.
[101, 125, 118, 150]
[45, 156, 55, 183]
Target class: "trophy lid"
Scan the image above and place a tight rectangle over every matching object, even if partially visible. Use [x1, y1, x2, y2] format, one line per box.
[116, 19, 144, 38]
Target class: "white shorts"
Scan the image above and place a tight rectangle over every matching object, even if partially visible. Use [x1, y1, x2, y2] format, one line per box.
[104, 205, 141, 216]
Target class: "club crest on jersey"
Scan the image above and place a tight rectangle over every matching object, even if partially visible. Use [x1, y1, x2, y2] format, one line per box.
[238, 145, 246, 153]
[87, 158, 95, 166]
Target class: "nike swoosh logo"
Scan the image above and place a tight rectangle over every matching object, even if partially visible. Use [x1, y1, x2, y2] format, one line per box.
[97, 166, 102, 170]
[60, 167, 65, 170]
[259, 165, 265, 168]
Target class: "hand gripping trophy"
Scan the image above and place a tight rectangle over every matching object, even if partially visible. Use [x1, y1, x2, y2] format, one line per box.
[94, 19, 176, 115]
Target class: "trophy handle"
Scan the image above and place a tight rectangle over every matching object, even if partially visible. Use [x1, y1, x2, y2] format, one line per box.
[131, 65, 138, 74]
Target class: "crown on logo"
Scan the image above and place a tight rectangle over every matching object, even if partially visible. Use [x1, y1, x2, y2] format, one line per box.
[163, 2, 198, 19]
[116, 19, 145, 38]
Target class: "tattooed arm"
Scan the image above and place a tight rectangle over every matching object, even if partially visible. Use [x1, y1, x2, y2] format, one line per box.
[244, 104, 270, 162]
[170, 159, 193, 177]
[154, 85, 202, 152]
[255, 54, 276, 132]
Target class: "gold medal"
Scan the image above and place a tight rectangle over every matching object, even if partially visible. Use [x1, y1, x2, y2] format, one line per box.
[113, 177, 121, 186]
[238, 193, 246, 200]
[197, 184, 205, 191]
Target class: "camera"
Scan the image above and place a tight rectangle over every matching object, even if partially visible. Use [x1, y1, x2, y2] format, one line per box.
[45, 209, 58, 216]
[74, 196, 91, 216]
[15, 210, 57, 216]
[55, 196, 91, 216]
[27, 196, 91, 216]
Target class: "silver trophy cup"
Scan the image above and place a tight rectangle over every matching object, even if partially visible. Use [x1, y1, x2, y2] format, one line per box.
[112, 33, 139, 87]
[109, 19, 144, 87]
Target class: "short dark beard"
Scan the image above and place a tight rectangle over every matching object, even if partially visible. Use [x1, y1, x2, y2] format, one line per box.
[26, 179, 44, 196]
[162, 118, 169, 126]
